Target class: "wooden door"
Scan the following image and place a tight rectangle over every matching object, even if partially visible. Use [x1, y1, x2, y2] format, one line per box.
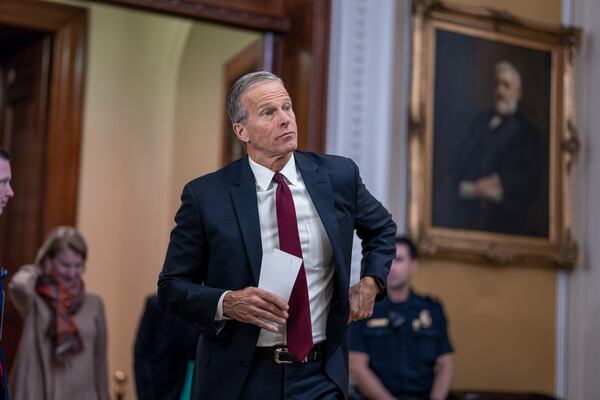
[0, 32, 52, 365]
[0, 0, 87, 368]
[87, 0, 330, 153]
[221, 37, 276, 165]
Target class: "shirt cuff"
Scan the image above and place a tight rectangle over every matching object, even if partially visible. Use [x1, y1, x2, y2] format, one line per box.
[214, 290, 232, 320]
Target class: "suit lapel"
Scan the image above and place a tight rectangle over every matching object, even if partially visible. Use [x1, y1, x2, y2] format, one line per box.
[229, 156, 262, 284]
[295, 153, 347, 281]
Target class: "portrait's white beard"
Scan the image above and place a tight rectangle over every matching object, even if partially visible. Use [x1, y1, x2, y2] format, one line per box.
[495, 98, 518, 116]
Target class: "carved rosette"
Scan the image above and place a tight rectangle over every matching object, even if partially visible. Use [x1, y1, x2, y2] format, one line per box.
[557, 231, 579, 268]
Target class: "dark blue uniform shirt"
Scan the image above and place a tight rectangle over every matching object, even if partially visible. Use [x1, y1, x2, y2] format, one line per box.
[350, 290, 453, 397]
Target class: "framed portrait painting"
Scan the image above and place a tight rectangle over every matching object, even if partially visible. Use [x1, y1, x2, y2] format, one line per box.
[408, 0, 582, 267]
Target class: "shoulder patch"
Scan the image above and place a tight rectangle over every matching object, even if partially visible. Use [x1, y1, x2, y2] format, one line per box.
[420, 294, 442, 305]
[366, 318, 389, 328]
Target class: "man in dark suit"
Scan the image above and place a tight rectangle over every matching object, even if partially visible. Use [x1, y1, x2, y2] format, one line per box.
[134, 295, 199, 400]
[158, 71, 396, 399]
[0, 148, 14, 400]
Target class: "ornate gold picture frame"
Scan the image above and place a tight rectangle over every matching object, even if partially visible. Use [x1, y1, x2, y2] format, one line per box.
[408, 0, 582, 267]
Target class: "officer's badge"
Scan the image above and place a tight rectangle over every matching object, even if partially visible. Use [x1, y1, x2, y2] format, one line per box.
[366, 318, 389, 328]
[419, 310, 432, 329]
[412, 319, 421, 331]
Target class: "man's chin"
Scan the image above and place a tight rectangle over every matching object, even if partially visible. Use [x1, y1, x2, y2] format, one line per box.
[387, 281, 407, 291]
[283, 141, 298, 153]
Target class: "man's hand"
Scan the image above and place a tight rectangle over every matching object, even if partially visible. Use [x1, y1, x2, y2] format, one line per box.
[348, 276, 379, 323]
[474, 173, 503, 202]
[223, 287, 289, 332]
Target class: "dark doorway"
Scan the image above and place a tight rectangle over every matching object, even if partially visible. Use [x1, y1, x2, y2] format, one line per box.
[0, 0, 87, 368]
[0, 23, 52, 368]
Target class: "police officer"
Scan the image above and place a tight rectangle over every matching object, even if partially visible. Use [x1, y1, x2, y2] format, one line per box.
[349, 237, 453, 400]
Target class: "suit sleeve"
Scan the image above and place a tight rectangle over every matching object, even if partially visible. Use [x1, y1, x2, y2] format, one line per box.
[134, 297, 158, 400]
[351, 160, 397, 290]
[349, 320, 368, 353]
[433, 303, 453, 357]
[158, 183, 226, 334]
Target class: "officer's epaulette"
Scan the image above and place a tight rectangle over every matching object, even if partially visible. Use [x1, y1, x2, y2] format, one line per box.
[423, 294, 441, 304]
[413, 291, 442, 306]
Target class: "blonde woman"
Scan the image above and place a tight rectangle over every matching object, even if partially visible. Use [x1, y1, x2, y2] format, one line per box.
[8, 226, 108, 400]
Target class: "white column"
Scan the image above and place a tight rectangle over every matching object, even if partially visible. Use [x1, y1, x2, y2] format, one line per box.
[555, 3, 571, 397]
[327, 0, 411, 283]
[566, 0, 600, 399]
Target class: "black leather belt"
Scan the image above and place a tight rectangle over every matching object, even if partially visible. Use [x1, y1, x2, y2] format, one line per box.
[394, 393, 429, 400]
[255, 343, 324, 364]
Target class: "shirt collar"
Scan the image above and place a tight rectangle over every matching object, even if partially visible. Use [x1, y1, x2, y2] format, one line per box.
[248, 153, 298, 191]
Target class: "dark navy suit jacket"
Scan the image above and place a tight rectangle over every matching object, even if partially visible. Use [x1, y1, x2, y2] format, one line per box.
[158, 151, 396, 399]
[134, 295, 199, 400]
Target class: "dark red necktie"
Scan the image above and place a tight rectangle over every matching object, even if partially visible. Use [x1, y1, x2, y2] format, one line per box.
[273, 172, 313, 360]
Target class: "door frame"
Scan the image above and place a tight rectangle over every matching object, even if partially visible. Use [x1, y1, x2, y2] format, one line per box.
[90, 0, 330, 153]
[0, 0, 87, 230]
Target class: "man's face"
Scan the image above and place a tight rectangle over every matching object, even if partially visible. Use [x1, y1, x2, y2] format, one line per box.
[0, 158, 14, 215]
[233, 80, 298, 163]
[386, 243, 417, 290]
[494, 69, 521, 115]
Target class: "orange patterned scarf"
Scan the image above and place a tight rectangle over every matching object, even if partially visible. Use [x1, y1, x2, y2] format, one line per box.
[35, 274, 85, 365]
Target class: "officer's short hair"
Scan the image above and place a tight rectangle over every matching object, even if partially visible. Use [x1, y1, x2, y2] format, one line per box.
[395, 236, 418, 260]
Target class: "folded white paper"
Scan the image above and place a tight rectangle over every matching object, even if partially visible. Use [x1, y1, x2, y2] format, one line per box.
[258, 249, 302, 302]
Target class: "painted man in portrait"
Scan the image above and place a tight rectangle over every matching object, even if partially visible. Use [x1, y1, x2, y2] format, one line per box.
[439, 61, 545, 237]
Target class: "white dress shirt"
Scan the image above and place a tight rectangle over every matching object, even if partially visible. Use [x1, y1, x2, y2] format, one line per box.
[216, 154, 334, 347]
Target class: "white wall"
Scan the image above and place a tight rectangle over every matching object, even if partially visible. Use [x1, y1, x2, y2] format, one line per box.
[566, 0, 600, 398]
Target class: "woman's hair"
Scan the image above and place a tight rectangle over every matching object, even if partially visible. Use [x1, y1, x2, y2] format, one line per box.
[35, 226, 88, 266]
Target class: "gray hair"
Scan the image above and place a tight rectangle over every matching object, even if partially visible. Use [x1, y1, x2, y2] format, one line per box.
[494, 60, 522, 89]
[226, 71, 284, 124]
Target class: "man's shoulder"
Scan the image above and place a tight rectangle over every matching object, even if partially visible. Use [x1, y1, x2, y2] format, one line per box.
[410, 291, 445, 310]
[410, 292, 452, 328]
[185, 157, 248, 189]
[296, 151, 355, 167]
[371, 296, 394, 313]
[513, 111, 541, 135]
[295, 151, 358, 179]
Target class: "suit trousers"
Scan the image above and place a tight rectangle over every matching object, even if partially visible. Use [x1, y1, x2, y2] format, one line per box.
[238, 352, 343, 400]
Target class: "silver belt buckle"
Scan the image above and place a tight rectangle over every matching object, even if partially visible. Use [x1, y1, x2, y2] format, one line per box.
[274, 347, 294, 364]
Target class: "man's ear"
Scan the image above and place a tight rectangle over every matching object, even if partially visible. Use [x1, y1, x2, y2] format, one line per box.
[232, 123, 249, 143]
